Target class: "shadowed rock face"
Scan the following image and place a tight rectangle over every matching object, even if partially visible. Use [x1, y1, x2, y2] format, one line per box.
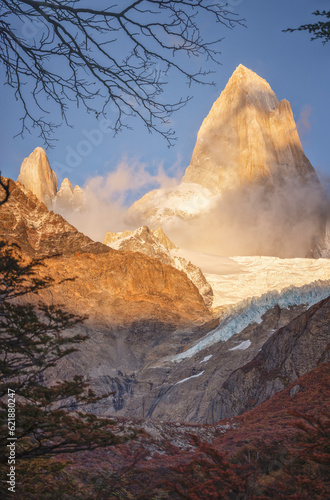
[182, 64, 318, 192]
[210, 296, 330, 421]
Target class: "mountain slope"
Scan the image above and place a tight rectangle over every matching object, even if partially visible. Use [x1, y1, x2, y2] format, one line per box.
[45, 362, 329, 499]
[0, 179, 211, 326]
[211, 295, 330, 421]
[104, 225, 213, 306]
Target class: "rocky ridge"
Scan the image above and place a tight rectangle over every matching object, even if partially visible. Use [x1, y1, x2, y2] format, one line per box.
[0, 179, 210, 326]
[104, 225, 213, 306]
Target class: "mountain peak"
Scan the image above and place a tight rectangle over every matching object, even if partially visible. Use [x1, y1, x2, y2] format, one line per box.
[229, 64, 274, 93]
[232, 63, 257, 77]
[17, 147, 58, 207]
[182, 65, 316, 192]
[233, 63, 261, 77]
[60, 178, 74, 192]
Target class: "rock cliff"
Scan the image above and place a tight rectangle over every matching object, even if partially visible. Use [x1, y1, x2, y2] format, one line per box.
[104, 225, 213, 306]
[130, 65, 325, 258]
[17, 147, 58, 207]
[17, 148, 85, 211]
[182, 64, 318, 192]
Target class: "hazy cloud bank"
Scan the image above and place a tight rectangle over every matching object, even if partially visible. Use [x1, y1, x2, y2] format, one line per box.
[163, 177, 329, 258]
[56, 158, 181, 243]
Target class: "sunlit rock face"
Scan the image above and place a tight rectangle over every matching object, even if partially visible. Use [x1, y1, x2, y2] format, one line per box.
[182, 64, 318, 192]
[17, 148, 85, 211]
[0, 179, 211, 326]
[130, 65, 326, 257]
[55, 178, 85, 211]
[131, 65, 320, 223]
[17, 147, 58, 207]
[104, 225, 213, 306]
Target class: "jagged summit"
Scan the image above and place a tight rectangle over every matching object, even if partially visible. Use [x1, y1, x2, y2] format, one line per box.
[55, 177, 85, 211]
[17, 149, 85, 211]
[182, 64, 317, 192]
[60, 178, 74, 191]
[17, 147, 58, 207]
[130, 65, 324, 257]
[217, 64, 278, 110]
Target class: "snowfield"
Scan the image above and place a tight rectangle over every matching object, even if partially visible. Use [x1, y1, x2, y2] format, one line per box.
[172, 250, 330, 309]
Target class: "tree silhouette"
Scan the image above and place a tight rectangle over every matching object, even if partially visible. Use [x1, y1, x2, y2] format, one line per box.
[0, 0, 243, 147]
[0, 240, 131, 474]
[284, 10, 330, 45]
[0, 175, 10, 206]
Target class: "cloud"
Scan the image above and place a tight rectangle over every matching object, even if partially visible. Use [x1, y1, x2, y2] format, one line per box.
[297, 105, 312, 137]
[161, 177, 328, 258]
[55, 158, 181, 242]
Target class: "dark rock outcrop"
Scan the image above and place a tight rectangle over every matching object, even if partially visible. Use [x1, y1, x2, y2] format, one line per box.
[211, 296, 330, 421]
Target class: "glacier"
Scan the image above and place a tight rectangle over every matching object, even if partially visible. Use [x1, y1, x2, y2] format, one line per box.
[172, 252, 330, 309]
[169, 280, 330, 363]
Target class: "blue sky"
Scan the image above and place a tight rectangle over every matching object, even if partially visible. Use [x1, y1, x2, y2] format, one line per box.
[1, 0, 329, 196]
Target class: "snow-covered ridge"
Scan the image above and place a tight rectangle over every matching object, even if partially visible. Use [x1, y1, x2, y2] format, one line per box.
[169, 280, 330, 363]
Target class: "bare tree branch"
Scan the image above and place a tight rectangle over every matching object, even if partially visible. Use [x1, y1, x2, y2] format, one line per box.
[0, 0, 244, 146]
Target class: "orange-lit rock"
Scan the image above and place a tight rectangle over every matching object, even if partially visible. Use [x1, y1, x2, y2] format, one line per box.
[17, 147, 58, 207]
[0, 180, 211, 326]
[182, 64, 317, 192]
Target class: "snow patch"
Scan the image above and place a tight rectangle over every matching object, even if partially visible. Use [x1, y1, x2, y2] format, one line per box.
[229, 340, 251, 351]
[175, 371, 204, 385]
[200, 355, 213, 364]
